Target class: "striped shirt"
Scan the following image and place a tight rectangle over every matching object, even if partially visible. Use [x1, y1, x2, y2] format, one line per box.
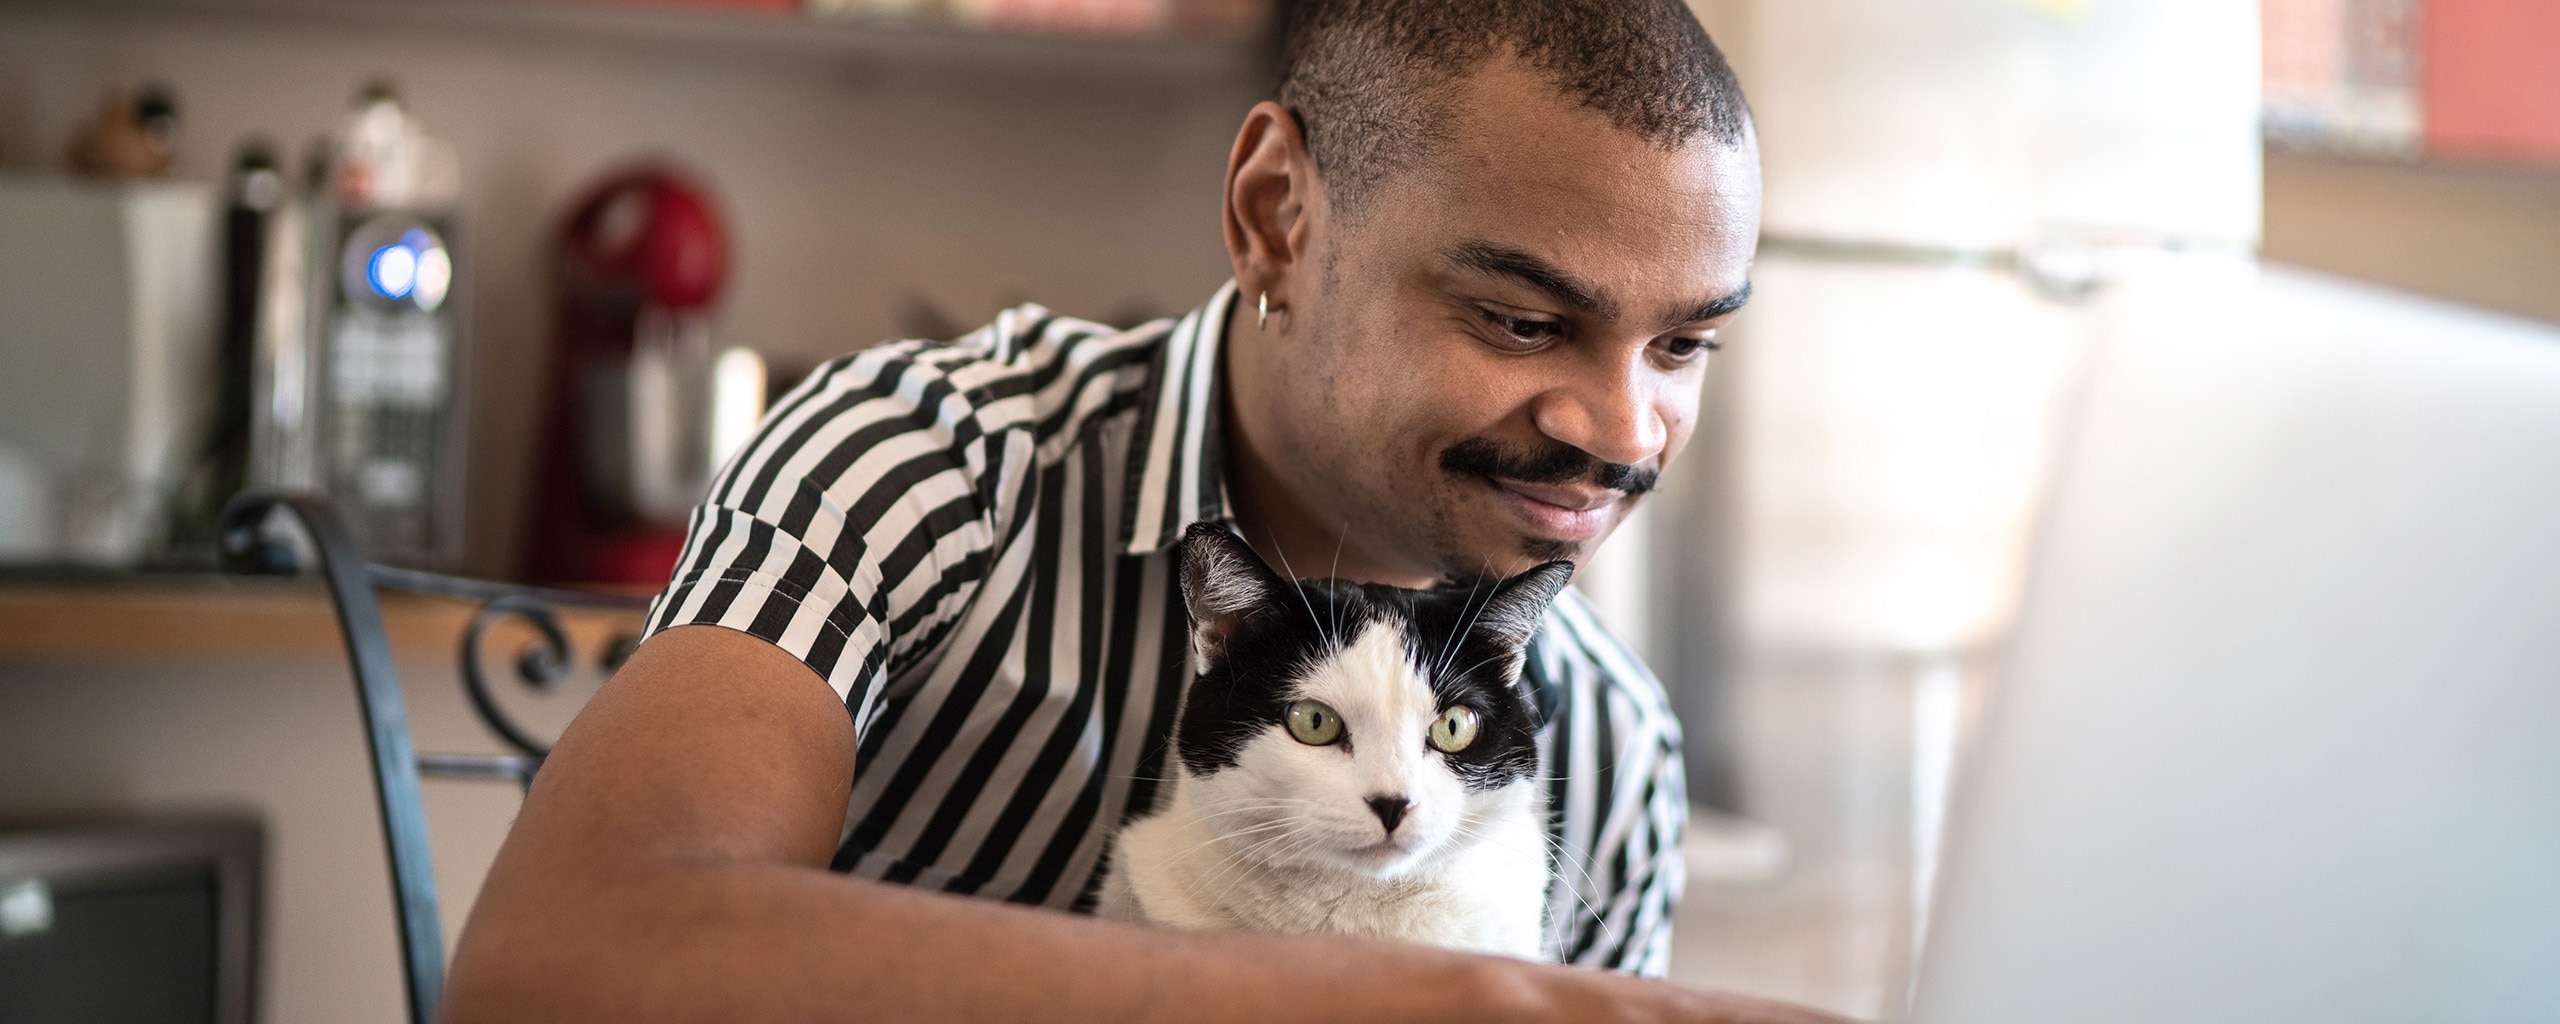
[643, 283, 1689, 973]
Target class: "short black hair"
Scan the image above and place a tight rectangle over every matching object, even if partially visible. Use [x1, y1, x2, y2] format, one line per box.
[1274, 0, 1752, 214]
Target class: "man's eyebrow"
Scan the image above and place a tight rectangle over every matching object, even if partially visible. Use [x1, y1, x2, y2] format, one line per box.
[1668, 281, 1752, 329]
[1447, 241, 1621, 320]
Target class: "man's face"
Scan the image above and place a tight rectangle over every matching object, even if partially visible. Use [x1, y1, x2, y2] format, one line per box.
[1270, 59, 1761, 582]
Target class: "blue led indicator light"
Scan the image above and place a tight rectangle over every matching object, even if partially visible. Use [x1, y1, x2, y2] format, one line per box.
[369, 244, 419, 300]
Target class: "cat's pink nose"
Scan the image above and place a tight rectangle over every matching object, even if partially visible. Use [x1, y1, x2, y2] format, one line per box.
[1367, 796, 1409, 834]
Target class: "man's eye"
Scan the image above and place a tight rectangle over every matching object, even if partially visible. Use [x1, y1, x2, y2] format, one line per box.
[1662, 332, 1721, 359]
[1481, 312, 1565, 350]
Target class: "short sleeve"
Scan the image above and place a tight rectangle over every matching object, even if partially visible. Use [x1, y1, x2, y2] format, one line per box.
[642, 337, 1025, 738]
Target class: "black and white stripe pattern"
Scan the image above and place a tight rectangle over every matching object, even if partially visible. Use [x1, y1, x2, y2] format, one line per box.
[644, 283, 1688, 973]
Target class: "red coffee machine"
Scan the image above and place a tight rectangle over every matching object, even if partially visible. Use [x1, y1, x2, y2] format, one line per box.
[525, 165, 735, 585]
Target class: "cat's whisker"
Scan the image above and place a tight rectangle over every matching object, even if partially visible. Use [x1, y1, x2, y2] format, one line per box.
[1529, 768, 1620, 784]
[1199, 802, 1323, 816]
[1263, 829, 1335, 878]
[1450, 809, 1611, 893]
[1192, 806, 1310, 828]
[1183, 844, 1258, 905]
[1173, 812, 1323, 862]
[1461, 821, 1602, 896]
[1536, 858, 1616, 951]
[1224, 829, 1310, 879]
[1185, 824, 1283, 890]
[1445, 652, 1515, 684]
[1433, 565, 1495, 681]
[1441, 819, 1612, 947]
[1195, 800, 1326, 822]
[1264, 828, 1345, 883]
[1326, 523, 1347, 645]
[1517, 814, 1612, 901]
[1198, 824, 1322, 903]
[1177, 824, 1300, 865]
[1168, 819, 1301, 863]
[1262, 525, 1340, 649]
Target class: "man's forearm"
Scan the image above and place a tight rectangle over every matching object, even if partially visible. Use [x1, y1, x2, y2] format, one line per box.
[450, 853, 1547, 1024]
[446, 853, 1844, 1024]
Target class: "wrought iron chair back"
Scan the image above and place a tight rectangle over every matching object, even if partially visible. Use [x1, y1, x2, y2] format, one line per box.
[217, 490, 650, 1024]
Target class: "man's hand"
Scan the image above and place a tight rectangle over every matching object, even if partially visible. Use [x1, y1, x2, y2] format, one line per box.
[440, 625, 1853, 1024]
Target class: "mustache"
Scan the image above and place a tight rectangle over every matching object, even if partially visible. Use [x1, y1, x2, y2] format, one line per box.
[1437, 437, 1658, 497]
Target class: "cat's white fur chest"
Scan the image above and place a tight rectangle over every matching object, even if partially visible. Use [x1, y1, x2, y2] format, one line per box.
[1098, 774, 1550, 959]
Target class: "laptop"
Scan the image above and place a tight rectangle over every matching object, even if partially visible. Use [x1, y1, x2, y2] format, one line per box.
[1905, 263, 2560, 1023]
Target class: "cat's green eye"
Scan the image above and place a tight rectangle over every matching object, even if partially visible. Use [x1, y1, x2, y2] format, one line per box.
[1428, 705, 1481, 754]
[1286, 700, 1345, 746]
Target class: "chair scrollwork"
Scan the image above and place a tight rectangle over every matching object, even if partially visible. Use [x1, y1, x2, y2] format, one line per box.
[216, 488, 653, 1024]
[220, 496, 652, 787]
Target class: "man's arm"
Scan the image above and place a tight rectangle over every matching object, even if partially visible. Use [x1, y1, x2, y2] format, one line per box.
[441, 625, 1848, 1024]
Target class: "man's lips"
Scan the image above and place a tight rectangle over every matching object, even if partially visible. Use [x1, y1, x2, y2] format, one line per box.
[1484, 477, 1621, 541]
[1493, 479, 1619, 512]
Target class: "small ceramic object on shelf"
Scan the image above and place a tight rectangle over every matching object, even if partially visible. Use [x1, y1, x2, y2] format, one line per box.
[66, 84, 180, 180]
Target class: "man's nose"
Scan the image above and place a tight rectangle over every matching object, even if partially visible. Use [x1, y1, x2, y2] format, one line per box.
[1529, 361, 1667, 470]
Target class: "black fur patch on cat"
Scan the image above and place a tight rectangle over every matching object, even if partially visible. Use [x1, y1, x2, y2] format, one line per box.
[1173, 522, 1574, 792]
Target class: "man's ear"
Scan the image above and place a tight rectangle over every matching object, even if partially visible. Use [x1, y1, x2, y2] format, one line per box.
[1222, 100, 1316, 310]
[1179, 522, 1284, 673]
[1473, 561, 1577, 655]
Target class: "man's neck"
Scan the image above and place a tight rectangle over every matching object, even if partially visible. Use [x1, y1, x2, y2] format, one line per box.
[1216, 298, 1440, 589]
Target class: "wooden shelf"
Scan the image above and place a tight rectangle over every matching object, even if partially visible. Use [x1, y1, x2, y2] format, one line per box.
[0, 576, 647, 660]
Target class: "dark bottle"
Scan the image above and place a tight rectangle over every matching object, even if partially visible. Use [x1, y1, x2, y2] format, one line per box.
[166, 141, 285, 555]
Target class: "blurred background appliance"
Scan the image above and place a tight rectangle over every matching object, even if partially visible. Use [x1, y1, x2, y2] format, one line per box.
[0, 816, 263, 1024]
[0, 173, 219, 567]
[249, 81, 470, 570]
[525, 164, 765, 585]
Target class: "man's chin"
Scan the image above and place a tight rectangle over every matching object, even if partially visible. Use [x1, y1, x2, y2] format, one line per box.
[1520, 535, 1584, 565]
[1429, 522, 1598, 582]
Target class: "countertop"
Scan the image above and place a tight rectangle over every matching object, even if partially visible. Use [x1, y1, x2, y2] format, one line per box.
[0, 574, 647, 659]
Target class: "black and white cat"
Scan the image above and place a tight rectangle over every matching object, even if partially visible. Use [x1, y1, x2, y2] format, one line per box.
[1098, 522, 1575, 958]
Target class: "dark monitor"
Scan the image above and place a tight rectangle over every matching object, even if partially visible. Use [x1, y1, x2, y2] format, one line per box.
[0, 817, 260, 1024]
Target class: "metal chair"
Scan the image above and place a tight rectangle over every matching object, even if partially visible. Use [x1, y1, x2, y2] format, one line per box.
[217, 490, 651, 1024]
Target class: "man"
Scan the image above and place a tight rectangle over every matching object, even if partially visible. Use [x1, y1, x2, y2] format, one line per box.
[447, 1, 1841, 1021]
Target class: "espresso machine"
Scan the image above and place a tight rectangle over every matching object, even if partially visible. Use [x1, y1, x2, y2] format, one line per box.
[249, 81, 469, 568]
[525, 164, 760, 585]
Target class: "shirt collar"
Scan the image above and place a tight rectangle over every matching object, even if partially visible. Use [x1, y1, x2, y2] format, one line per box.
[1122, 281, 1240, 555]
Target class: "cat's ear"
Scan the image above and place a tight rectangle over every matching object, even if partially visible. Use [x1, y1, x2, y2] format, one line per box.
[1474, 560, 1576, 654]
[1179, 522, 1283, 671]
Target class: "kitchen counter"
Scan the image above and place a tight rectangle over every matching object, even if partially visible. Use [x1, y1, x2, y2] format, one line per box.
[0, 575, 647, 659]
